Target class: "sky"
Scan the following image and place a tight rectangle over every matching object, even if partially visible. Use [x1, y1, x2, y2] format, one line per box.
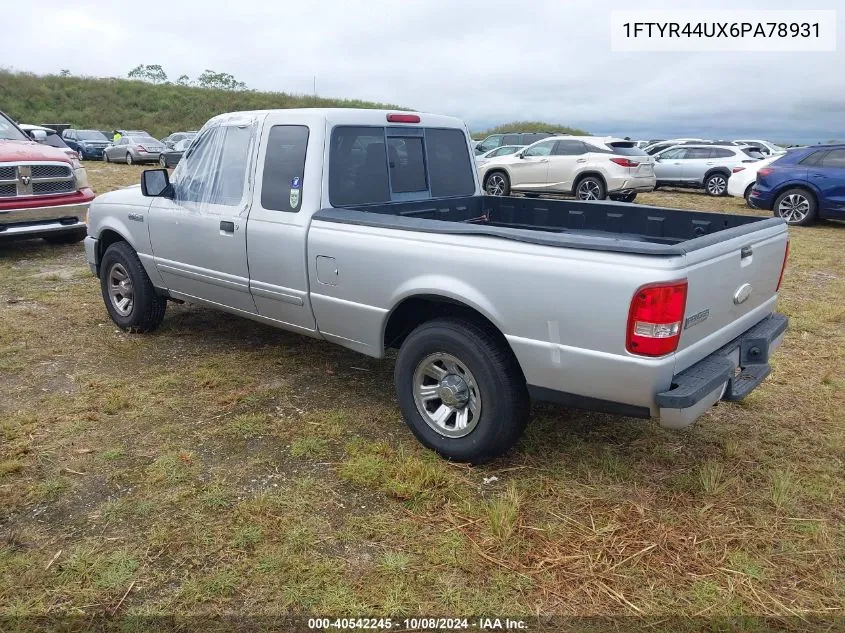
[3, 0, 843, 142]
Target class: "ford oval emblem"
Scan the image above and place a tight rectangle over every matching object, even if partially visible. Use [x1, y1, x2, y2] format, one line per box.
[733, 283, 753, 305]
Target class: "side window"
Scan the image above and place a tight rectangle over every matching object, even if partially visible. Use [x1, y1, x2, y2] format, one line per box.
[209, 125, 253, 206]
[687, 148, 713, 159]
[426, 128, 475, 197]
[261, 125, 310, 212]
[477, 135, 502, 152]
[820, 149, 845, 168]
[502, 134, 520, 145]
[659, 148, 688, 160]
[523, 140, 556, 157]
[799, 150, 827, 166]
[713, 148, 734, 158]
[553, 140, 586, 156]
[171, 127, 222, 204]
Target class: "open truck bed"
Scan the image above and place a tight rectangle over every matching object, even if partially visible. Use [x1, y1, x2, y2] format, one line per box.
[314, 195, 783, 256]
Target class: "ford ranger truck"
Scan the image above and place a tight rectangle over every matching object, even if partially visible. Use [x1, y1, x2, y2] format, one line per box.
[0, 110, 93, 243]
[83, 109, 789, 463]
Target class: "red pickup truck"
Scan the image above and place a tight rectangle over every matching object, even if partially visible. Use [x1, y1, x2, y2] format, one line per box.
[0, 110, 94, 243]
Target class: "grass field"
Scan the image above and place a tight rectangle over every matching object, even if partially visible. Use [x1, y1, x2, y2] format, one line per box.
[1, 164, 843, 627]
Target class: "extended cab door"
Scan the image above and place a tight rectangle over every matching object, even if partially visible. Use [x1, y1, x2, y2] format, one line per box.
[508, 139, 556, 190]
[245, 112, 324, 333]
[546, 139, 588, 192]
[147, 119, 258, 313]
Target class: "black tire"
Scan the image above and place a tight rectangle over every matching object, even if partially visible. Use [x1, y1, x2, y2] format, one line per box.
[743, 184, 754, 207]
[43, 228, 87, 245]
[483, 171, 510, 196]
[574, 175, 606, 200]
[610, 192, 637, 203]
[394, 317, 530, 464]
[99, 241, 166, 332]
[103, 152, 109, 163]
[773, 188, 817, 226]
[126, 153, 133, 166]
[704, 172, 729, 196]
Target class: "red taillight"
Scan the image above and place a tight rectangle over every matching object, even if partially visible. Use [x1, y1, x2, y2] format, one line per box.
[386, 113, 420, 123]
[776, 240, 789, 291]
[626, 281, 688, 357]
[610, 157, 640, 168]
[732, 166, 745, 173]
[136, 145, 147, 152]
[757, 167, 774, 178]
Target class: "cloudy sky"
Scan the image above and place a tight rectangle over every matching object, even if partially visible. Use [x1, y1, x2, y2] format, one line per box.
[3, 0, 842, 142]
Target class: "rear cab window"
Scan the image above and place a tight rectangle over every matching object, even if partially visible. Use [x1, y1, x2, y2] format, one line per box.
[329, 126, 475, 207]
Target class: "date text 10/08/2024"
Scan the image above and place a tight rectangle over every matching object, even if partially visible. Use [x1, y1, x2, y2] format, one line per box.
[307, 618, 528, 630]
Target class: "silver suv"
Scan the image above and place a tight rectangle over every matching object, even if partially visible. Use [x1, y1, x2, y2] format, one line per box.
[653, 144, 761, 196]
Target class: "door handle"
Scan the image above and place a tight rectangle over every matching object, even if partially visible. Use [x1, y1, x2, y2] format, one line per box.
[538, 159, 549, 163]
[706, 162, 715, 165]
[220, 220, 235, 232]
[576, 158, 587, 163]
[810, 173, 826, 179]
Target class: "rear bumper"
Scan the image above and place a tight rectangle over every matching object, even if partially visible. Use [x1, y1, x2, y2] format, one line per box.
[607, 175, 656, 194]
[747, 187, 775, 210]
[656, 313, 788, 429]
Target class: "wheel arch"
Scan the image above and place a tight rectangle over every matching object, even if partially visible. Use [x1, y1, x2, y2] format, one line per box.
[382, 294, 523, 381]
[572, 170, 607, 193]
[704, 167, 732, 182]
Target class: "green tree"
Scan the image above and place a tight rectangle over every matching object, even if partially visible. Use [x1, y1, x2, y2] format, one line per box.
[176, 74, 191, 86]
[128, 64, 168, 84]
[59, 69, 71, 77]
[197, 69, 247, 91]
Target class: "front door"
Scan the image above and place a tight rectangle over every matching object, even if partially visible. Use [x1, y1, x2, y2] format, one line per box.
[546, 139, 587, 192]
[654, 147, 689, 182]
[508, 139, 556, 190]
[148, 120, 258, 314]
[810, 148, 845, 213]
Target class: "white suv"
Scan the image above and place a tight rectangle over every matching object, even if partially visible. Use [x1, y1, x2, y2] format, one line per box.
[653, 144, 762, 196]
[478, 136, 656, 202]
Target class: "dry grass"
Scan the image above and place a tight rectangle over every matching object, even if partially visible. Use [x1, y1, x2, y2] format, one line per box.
[0, 164, 843, 624]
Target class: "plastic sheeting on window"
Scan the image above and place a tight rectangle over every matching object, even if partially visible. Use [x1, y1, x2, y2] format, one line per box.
[170, 113, 259, 216]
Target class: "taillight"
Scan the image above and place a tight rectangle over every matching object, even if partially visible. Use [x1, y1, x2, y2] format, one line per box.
[732, 166, 745, 173]
[776, 240, 789, 291]
[136, 145, 147, 152]
[626, 281, 688, 357]
[757, 167, 774, 178]
[386, 113, 420, 123]
[610, 157, 640, 168]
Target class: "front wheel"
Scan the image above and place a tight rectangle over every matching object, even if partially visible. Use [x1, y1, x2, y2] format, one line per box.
[484, 171, 510, 196]
[100, 241, 167, 332]
[575, 176, 606, 200]
[705, 173, 728, 196]
[394, 317, 530, 463]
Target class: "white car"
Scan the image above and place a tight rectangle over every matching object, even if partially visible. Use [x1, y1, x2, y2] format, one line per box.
[727, 154, 781, 203]
[475, 144, 524, 167]
[734, 139, 787, 157]
[478, 136, 656, 202]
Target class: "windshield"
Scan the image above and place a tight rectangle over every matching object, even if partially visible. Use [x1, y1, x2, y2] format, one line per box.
[0, 113, 28, 141]
[78, 130, 108, 141]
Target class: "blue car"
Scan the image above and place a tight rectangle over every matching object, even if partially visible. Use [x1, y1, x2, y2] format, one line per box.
[61, 129, 111, 161]
[749, 144, 845, 226]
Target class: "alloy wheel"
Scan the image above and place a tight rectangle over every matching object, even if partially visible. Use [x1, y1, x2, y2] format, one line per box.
[777, 193, 810, 224]
[412, 352, 482, 438]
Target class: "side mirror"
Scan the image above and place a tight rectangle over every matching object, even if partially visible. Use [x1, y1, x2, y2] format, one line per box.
[141, 169, 173, 198]
[517, 152, 525, 159]
[30, 129, 47, 141]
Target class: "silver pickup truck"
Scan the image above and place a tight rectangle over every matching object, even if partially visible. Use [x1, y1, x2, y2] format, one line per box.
[84, 109, 789, 463]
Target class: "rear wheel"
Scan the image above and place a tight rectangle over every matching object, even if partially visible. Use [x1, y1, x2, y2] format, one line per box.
[705, 172, 728, 196]
[100, 241, 167, 332]
[743, 184, 754, 206]
[774, 188, 817, 226]
[484, 171, 510, 196]
[126, 153, 134, 165]
[159, 155, 167, 168]
[574, 176, 606, 200]
[394, 317, 529, 463]
[103, 152, 110, 163]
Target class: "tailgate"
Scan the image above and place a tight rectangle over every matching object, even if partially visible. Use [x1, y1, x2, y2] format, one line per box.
[676, 223, 788, 359]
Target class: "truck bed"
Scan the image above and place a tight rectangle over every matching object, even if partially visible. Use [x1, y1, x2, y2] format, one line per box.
[313, 195, 783, 256]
